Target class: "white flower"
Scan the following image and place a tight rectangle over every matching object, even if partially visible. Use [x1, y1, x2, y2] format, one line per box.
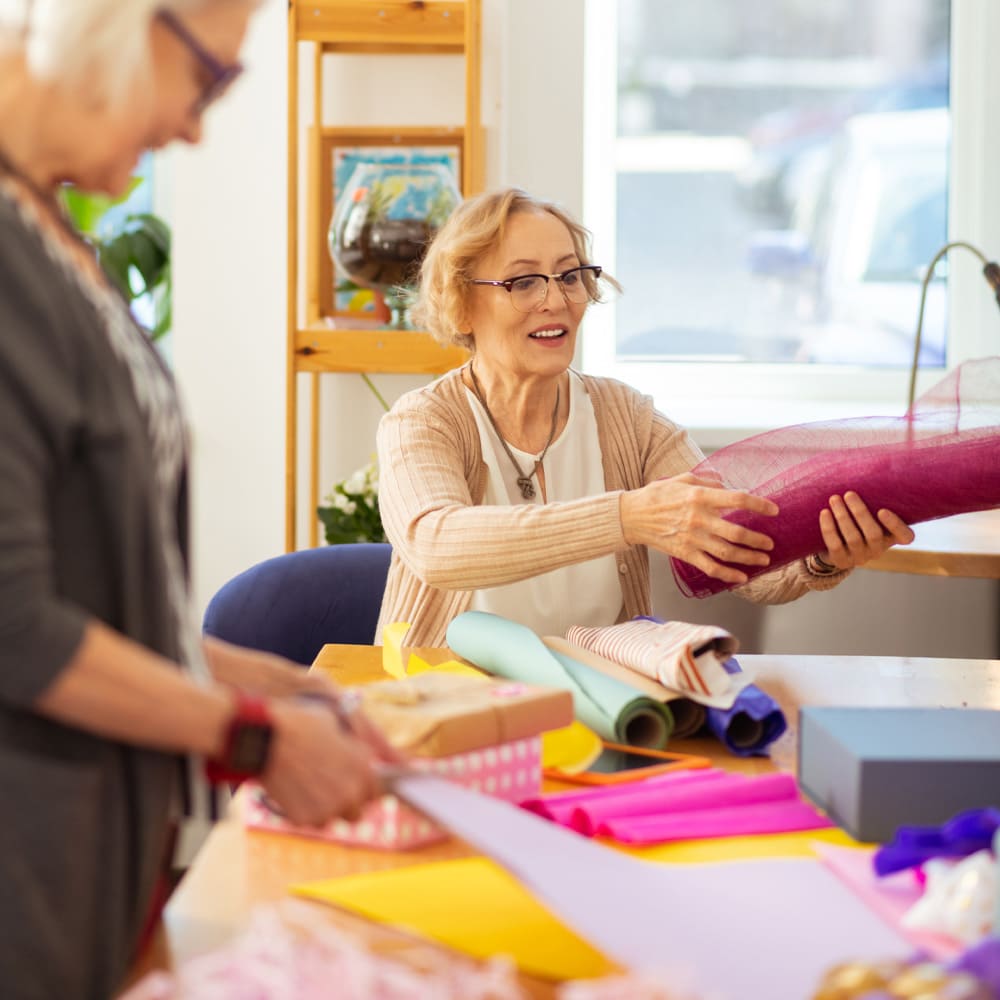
[343, 468, 368, 494]
[329, 492, 355, 514]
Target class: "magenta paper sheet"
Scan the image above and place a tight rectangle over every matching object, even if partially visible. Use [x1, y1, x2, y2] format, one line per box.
[522, 768, 730, 826]
[671, 357, 1000, 597]
[598, 798, 832, 843]
[522, 768, 830, 843]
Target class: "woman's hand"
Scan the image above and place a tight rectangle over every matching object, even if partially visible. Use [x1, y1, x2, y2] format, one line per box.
[620, 473, 779, 585]
[260, 699, 382, 827]
[203, 637, 328, 698]
[815, 491, 915, 570]
[202, 636, 405, 764]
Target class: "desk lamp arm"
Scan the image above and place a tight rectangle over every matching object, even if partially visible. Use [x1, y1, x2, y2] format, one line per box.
[908, 240, 1000, 412]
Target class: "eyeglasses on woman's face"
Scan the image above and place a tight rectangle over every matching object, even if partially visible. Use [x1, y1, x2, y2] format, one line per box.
[156, 8, 244, 117]
[469, 265, 603, 313]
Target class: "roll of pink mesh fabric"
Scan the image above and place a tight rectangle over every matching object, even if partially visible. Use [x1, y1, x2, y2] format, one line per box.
[670, 357, 1000, 598]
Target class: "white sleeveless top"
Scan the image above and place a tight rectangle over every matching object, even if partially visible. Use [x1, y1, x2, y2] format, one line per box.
[466, 370, 623, 636]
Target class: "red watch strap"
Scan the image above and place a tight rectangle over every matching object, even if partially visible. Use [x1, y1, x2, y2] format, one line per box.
[204, 690, 273, 785]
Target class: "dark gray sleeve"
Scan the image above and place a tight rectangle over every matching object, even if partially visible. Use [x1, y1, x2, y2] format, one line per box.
[0, 231, 90, 707]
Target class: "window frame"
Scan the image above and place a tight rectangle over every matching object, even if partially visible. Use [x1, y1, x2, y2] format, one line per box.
[581, 0, 1000, 449]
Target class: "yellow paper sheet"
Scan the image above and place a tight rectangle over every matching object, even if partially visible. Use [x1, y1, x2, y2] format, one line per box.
[381, 622, 483, 680]
[628, 825, 861, 864]
[293, 855, 616, 980]
[540, 721, 603, 773]
[381, 622, 410, 678]
[292, 827, 862, 980]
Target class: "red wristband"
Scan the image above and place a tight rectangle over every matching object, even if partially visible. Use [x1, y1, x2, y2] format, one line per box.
[204, 691, 274, 785]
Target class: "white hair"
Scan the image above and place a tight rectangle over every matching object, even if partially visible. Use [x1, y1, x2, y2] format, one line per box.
[0, 0, 260, 107]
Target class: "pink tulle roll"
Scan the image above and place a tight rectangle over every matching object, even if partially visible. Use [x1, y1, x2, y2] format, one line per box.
[671, 357, 1000, 598]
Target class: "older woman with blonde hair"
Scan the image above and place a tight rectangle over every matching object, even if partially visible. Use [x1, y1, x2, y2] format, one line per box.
[0, 2, 393, 995]
[376, 187, 914, 647]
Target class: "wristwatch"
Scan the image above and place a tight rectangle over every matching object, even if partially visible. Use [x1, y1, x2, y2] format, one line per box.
[204, 691, 274, 785]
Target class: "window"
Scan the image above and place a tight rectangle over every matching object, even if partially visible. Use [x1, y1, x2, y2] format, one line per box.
[582, 0, 1000, 444]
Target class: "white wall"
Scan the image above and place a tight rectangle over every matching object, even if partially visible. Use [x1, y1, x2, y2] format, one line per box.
[169, 2, 287, 615]
[170, 0, 998, 660]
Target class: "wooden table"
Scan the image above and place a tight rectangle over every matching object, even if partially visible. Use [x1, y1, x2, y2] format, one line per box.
[153, 645, 1000, 994]
[866, 507, 1000, 578]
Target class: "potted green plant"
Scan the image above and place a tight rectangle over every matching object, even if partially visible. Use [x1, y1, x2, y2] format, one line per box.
[317, 458, 387, 545]
[61, 181, 172, 340]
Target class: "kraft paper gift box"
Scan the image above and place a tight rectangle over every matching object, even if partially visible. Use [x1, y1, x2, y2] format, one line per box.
[244, 673, 572, 850]
[356, 671, 574, 757]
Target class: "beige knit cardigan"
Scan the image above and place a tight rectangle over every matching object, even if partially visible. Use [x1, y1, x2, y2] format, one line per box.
[375, 365, 843, 646]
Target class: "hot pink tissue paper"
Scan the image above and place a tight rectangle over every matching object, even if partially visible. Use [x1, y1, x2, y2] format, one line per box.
[597, 798, 832, 844]
[671, 357, 1000, 598]
[522, 767, 831, 844]
[521, 767, 731, 825]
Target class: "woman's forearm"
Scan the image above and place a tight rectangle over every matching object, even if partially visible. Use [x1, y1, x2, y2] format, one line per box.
[202, 635, 334, 698]
[34, 620, 232, 758]
[389, 492, 627, 590]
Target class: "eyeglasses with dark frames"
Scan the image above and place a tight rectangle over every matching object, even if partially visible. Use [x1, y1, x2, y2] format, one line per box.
[157, 8, 244, 116]
[469, 265, 603, 313]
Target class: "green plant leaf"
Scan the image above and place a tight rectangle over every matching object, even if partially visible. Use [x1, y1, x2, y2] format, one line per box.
[97, 237, 135, 297]
[316, 500, 386, 545]
[149, 268, 172, 341]
[60, 183, 172, 341]
[60, 188, 116, 235]
[97, 216, 172, 307]
[60, 179, 143, 236]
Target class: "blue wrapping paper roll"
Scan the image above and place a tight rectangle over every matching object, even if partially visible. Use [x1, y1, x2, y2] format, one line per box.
[701, 656, 787, 757]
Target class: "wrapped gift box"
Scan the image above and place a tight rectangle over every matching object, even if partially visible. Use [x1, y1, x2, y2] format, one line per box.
[356, 672, 572, 757]
[244, 734, 542, 850]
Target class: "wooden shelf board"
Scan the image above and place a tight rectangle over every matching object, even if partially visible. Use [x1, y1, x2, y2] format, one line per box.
[318, 41, 463, 54]
[295, 0, 465, 48]
[294, 326, 468, 374]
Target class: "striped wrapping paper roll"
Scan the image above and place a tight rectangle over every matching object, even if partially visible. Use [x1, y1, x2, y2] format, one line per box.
[566, 618, 739, 703]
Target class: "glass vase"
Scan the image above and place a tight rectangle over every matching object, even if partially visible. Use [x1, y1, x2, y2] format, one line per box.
[329, 162, 461, 329]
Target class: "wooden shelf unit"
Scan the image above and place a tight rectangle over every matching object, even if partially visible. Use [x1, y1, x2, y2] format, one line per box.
[286, 0, 481, 549]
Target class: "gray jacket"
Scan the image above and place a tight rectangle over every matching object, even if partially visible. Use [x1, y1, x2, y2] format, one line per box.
[0, 189, 184, 999]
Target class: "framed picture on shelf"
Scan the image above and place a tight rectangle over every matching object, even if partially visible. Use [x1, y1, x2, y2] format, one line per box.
[312, 127, 464, 321]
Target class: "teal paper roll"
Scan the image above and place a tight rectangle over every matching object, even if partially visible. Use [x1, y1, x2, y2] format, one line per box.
[446, 611, 674, 749]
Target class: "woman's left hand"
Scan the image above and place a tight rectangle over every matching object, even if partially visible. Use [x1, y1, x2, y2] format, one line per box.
[203, 638, 406, 764]
[816, 491, 915, 570]
[204, 639, 332, 699]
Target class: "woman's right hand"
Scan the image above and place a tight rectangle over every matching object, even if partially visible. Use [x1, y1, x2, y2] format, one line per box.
[259, 699, 382, 827]
[620, 472, 779, 585]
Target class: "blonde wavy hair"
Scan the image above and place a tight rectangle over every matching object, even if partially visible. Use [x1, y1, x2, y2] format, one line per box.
[411, 187, 620, 350]
[0, 0, 261, 108]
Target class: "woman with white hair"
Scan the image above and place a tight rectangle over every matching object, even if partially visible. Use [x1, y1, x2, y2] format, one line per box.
[0, 3, 391, 996]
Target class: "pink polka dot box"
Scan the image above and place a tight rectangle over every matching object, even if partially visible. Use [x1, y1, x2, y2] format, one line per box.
[243, 735, 542, 850]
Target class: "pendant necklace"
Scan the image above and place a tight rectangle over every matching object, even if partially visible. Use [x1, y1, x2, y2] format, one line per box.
[468, 365, 561, 501]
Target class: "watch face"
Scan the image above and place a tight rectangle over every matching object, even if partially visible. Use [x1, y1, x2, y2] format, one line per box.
[230, 722, 273, 775]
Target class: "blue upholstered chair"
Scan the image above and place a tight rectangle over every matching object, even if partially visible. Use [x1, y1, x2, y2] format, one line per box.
[203, 543, 392, 665]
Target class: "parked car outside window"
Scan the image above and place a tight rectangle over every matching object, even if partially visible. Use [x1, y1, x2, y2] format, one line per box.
[747, 107, 948, 367]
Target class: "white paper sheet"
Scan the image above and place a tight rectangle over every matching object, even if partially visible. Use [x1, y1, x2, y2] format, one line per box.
[390, 773, 911, 1000]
